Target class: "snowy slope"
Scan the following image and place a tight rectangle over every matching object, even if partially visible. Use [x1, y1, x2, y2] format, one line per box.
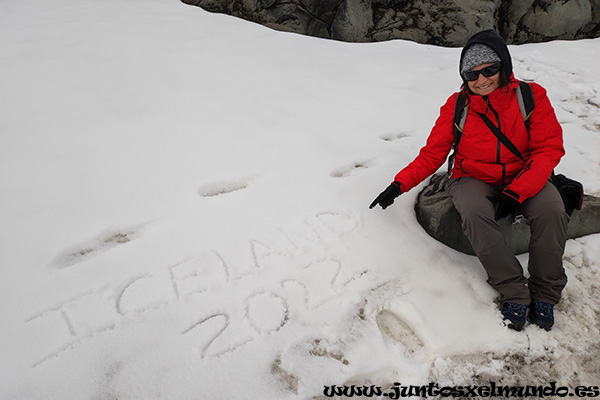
[0, 0, 599, 399]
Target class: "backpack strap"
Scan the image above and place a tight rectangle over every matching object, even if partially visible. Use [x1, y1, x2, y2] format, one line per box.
[516, 81, 535, 132]
[428, 91, 468, 195]
[446, 91, 468, 175]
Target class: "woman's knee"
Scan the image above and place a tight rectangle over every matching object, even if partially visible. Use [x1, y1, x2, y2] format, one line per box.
[449, 178, 497, 219]
[525, 198, 567, 223]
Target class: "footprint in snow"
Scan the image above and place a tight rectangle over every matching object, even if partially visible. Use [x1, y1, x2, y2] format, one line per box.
[330, 160, 371, 178]
[376, 308, 429, 361]
[198, 177, 254, 197]
[53, 229, 140, 268]
[379, 132, 411, 142]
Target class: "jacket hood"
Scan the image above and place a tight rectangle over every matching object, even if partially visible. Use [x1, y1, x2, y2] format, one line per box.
[459, 29, 512, 81]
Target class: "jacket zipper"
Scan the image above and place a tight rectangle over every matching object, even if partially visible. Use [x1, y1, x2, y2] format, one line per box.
[483, 95, 506, 185]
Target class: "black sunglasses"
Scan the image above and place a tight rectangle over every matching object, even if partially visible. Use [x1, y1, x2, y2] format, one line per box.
[463, 63, 502, 81]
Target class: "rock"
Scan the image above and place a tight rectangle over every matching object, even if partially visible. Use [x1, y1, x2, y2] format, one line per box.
[368, 0, 499, 46]
[181, 0, 600, 46]
[415, 173, 600, 256]
[331, 0, 374, 42]
[505, 0, 594, 43]
[182, 0, 344, 39]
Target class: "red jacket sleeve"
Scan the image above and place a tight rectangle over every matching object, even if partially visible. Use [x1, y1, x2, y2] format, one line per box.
[393, 93, 456, 192]
[503, 83, 565, 203]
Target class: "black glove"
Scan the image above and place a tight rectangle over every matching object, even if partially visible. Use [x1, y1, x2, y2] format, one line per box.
[487, 192, 520, 221]
[370, 182, 402, 210]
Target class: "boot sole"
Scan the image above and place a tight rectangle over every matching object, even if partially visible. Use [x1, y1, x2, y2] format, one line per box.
[528, 314, 553, 331]
[503, 317, 525, 331]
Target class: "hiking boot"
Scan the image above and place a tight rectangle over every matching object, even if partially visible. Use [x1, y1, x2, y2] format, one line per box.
[528, 299, 554, 331]
[501, 302, 527, 331]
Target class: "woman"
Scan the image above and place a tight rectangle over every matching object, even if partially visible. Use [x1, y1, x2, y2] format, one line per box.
[370, 29, 568, 331]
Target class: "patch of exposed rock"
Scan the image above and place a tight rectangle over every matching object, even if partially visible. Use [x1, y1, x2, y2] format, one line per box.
[181, 0, 600, 46]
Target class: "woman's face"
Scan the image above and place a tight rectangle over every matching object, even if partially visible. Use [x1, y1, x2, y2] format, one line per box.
[466, 63, 500, 96]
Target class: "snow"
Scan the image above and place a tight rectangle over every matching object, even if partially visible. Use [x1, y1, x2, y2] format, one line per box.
[0, 0, 599, 398]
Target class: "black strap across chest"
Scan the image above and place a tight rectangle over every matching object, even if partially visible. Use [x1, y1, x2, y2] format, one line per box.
[476, 108, 525, 162]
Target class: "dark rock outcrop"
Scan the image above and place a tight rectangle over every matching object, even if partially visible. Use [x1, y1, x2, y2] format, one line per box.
[181, 0, 600, 46]
[415, 173, 600, 256]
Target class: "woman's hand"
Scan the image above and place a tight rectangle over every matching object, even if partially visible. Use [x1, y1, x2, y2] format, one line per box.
[369, 182, 402, 210]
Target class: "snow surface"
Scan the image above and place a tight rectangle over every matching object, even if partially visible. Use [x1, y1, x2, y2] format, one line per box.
[1, 0, 599, 399]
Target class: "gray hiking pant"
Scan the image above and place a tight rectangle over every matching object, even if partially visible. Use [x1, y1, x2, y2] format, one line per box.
[448, 177, 569, 305]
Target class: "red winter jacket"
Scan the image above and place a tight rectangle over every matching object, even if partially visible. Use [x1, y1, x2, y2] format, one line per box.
[394, 77, 565, 203]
